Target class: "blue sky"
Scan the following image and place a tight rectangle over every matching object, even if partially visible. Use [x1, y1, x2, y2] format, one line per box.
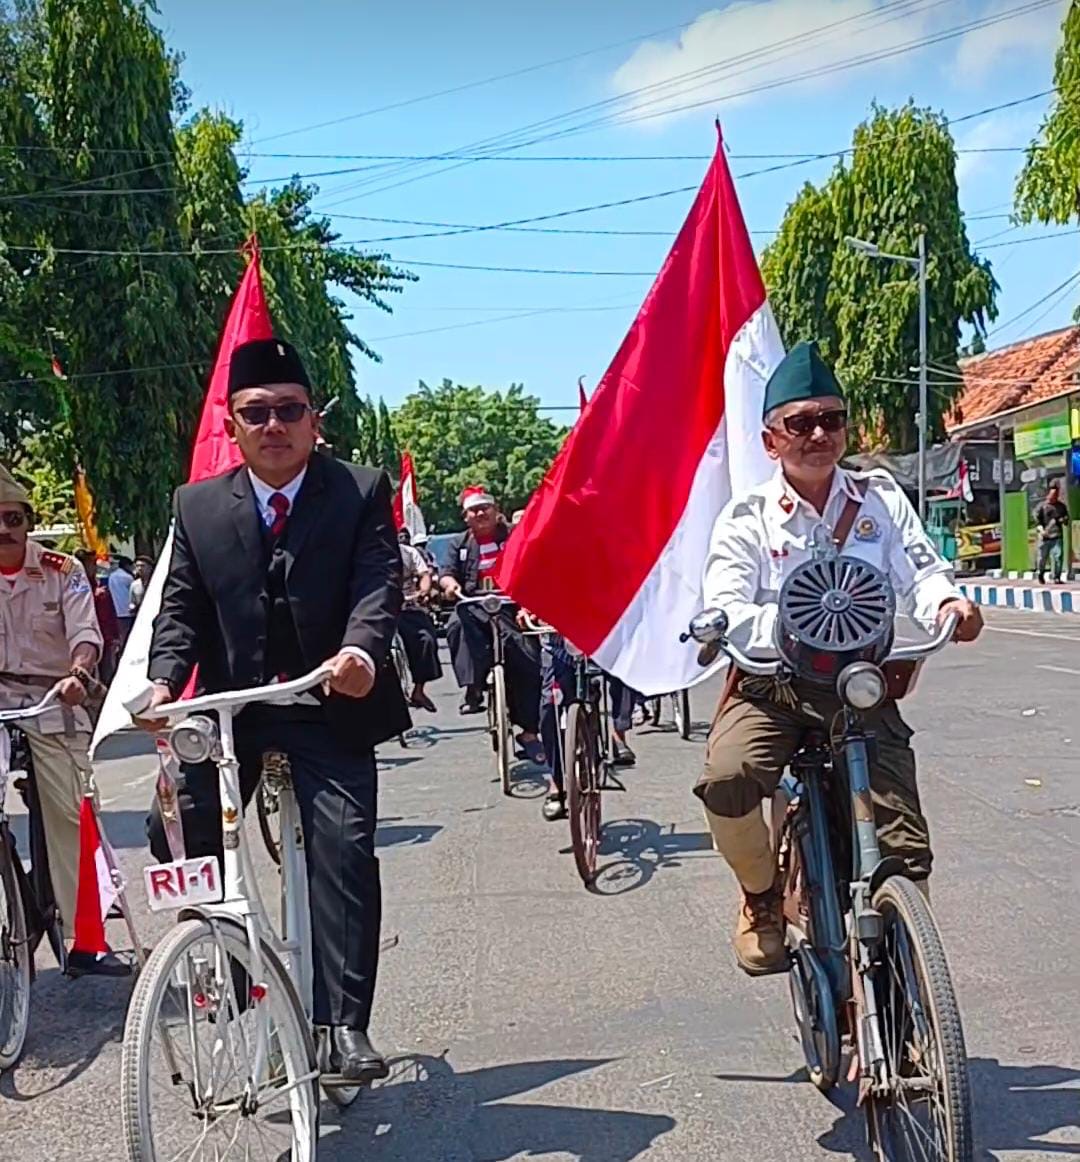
[158, 0, 1073, 414]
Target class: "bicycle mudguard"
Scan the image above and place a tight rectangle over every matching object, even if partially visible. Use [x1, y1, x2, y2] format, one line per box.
[867, 856, 907, 898]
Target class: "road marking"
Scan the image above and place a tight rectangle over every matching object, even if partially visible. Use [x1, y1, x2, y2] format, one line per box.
[1038, 664, 1080, 677]
[984, 624, 1080, 644]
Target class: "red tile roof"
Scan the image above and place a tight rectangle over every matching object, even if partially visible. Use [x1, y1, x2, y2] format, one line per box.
[947, 325, 1080, 432]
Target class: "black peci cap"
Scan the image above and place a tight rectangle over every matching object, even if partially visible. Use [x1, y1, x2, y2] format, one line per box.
[228, 338, 311, 396]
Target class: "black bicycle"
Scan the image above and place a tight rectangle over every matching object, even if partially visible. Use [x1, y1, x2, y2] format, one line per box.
[685, 553, 971, 1161]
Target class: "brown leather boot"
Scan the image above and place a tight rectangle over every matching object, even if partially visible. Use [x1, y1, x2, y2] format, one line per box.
[734, 883, 787, 976]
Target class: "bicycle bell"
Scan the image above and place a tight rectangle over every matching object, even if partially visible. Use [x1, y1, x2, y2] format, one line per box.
[169, 715, 220, 764]
[775, 555, 895, 686]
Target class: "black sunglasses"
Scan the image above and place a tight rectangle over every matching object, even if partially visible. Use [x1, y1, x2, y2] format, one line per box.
[234, 402, 312, 427]
[0, 511, 27, 529]
[779, 408, 848, 437]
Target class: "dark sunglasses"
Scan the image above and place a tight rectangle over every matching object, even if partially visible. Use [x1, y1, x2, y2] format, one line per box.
[0, 511, 28, 529]
[234, 402, 312, 427]
[779, 408, 848, 437]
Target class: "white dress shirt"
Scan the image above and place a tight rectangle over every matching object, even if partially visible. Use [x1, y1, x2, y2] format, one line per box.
[704, 466, 961, 657]
[248, 466, 374, 679]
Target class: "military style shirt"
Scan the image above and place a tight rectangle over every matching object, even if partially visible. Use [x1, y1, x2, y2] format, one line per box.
[704, 467, 961, 657]
[0, 540, 102, 733]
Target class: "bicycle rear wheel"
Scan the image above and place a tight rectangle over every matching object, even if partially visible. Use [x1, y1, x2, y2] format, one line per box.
[0, 833, 31, 1070]
[565, 703, 602, 886]
[491, 664, 512, 796]
[256, 780, 282, 867]
[121, 917, 318, 1161]
[866, 876, 972, 1162]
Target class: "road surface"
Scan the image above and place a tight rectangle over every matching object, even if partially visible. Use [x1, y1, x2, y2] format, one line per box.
[2, 607, 1078, 1160]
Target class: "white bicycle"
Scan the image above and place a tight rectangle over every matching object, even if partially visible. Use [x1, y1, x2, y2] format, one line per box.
[120, 668, 361, 1162]
[458, 593, 515, 795]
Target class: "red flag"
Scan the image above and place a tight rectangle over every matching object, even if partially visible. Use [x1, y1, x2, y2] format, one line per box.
[188, 239, 273, 480]
[71, 796, 120, 956]
[396, 451, 427, 542]
[499, 131, 782, 695]
[51, 356, 66, 380]
[578, 377, 588, 414]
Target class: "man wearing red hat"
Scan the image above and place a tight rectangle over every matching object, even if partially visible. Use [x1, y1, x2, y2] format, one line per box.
[440, 486, 543, 760]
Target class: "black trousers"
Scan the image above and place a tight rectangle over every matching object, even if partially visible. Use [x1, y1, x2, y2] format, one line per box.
[397, 605, 442, 684]
[446, 603, 541, 733]
[147, 713, 381, 1029]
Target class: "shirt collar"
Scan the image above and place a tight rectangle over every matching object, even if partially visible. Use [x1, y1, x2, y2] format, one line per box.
[767, 465, 860, 524]
[248, 466, 307, 509]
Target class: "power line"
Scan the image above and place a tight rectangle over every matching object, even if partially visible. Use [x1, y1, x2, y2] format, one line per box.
[986, 270, 1080, 338]
[371, 302, 637, 341]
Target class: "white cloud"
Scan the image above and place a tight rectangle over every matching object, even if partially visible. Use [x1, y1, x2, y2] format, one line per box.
[609, 0, 1069, 129]
[955, 109, 1033, 194]
[609, 0, 940, 127]
[953, 0, 1067, 84]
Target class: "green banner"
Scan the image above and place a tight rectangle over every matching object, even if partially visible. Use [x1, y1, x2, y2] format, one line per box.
[1015, 411, 1070, 458]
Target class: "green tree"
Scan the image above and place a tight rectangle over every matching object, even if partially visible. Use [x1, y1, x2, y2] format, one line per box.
[1015, 3, 1080, 227]
[761, 102, 997, 449]
[391, 380, 566, 529]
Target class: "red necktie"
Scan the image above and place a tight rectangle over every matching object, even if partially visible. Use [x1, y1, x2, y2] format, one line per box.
[268, 492, 290, 538]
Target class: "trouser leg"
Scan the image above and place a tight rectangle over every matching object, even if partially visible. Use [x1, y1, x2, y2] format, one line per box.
[607, 677, 637, 734]
[284, 724, 380, 1029]
[446, 604, 492, 689]
[23, 726, 91, 932]
[398, 606, 442, 684]
[539, 640, 575, 791]
[499, 611, 541, 734]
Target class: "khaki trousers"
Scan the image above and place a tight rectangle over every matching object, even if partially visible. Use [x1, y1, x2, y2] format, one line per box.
[695, 678, 932, 880]
[21, 723, 92, 931]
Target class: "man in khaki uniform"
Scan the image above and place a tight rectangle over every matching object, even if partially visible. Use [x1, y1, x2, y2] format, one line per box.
[696, 343, 983, 976]
[0, 464, 129, 975]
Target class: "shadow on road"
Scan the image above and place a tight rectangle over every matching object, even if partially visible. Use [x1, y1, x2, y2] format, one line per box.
[320, 1053, 675, 1161]
[376, 819, 443, 848]
[586, 818, 713, 896]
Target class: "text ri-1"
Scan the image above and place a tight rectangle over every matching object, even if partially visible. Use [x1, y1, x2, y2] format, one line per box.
[143, 856, 223, 913]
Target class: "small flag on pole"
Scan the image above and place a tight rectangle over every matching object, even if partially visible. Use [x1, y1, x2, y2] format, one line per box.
[71, 796, 120, 956]
[578, 377, 588, 415]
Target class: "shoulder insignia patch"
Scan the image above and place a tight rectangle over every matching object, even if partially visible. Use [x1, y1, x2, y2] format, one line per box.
[853, 515, 882, 543]
[40, 550, 73, 574]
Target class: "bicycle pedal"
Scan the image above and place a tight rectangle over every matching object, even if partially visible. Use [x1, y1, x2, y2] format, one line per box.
[319, 1070, 372, 1089]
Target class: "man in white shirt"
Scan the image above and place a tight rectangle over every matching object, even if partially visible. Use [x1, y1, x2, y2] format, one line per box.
[107, 555, 134, 646]
[696, 341, 982, 976]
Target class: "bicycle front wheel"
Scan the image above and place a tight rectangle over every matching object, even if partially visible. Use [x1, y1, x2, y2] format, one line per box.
[565, 703, 602, 886]
[492, 664, 512, 796]
[256, 781, 283, 867]
[0, 834, 31, 1070]
[866, 876, 972, 1162]
[122, 917, 318, 1161]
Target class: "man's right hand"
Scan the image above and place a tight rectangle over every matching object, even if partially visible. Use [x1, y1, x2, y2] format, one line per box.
[133, 682, 174, 732]
[441, 579, 462, 602]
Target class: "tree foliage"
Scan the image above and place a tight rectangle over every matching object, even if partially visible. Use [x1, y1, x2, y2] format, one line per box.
[0, 0, 414, 545]
[1015, 3, 1080, 227]
[761, 102, 998, 450]
[391, 380, 566, 530]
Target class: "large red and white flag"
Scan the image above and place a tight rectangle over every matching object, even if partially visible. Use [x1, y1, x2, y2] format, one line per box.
[499, 132, 783, 695]
[393, 450, 427, 543]
[90, 239, 274, 756]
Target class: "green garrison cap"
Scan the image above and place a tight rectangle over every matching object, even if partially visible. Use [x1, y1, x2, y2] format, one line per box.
[762, 341, 845, 419]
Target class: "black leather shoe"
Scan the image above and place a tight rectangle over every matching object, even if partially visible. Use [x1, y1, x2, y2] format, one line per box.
[330, 1027, 389, 1083]
[66, 949, 132, 978]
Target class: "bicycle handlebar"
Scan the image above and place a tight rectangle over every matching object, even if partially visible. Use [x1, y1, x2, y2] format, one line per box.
[682, 610, 960, 676]
[0, 684, 61, 725]
[126, 666, 334, 723]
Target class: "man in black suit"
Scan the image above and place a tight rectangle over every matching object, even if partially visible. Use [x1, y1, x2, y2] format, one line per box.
[138, 337, 408, 1081]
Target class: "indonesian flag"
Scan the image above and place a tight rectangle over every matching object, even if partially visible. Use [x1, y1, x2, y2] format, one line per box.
[394, 451, 427, 542]
[90, 238, 273, 757]
[71, 795, 121, 956]
[499, 131, 782, 695]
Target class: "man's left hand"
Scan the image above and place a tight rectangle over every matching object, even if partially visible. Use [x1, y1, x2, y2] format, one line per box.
[937, 597, 983, 643]
[56, 675, 87, 706]
[323, 651, 376, 699]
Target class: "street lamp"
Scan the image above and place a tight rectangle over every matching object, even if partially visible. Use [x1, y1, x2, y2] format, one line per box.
[844, 231, 929, 522]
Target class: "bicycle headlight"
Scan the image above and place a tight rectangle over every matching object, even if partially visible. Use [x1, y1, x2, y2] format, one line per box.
[169, 715, 219, 764]
[837, 662, 886, 712]
[480, 594, 503, 616]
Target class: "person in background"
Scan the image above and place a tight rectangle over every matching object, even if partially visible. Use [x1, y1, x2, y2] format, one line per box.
[1035, 483, 1069, 584]
[129, 555, 153, 615]
[75, 548, 120, 685]
[441, 487, 543, 762]
[1, 467, 129, 975]
[397, 528, 441, 712]
[107, 554, 135, 647]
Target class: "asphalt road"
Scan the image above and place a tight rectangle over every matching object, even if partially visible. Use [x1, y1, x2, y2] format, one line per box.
[1, 606, 1078, 1160]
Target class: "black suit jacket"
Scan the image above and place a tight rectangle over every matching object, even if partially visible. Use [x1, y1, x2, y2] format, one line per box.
[149, 453, 410, 751]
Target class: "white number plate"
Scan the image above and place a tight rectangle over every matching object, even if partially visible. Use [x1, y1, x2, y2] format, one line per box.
[143, 856, 223, 913]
